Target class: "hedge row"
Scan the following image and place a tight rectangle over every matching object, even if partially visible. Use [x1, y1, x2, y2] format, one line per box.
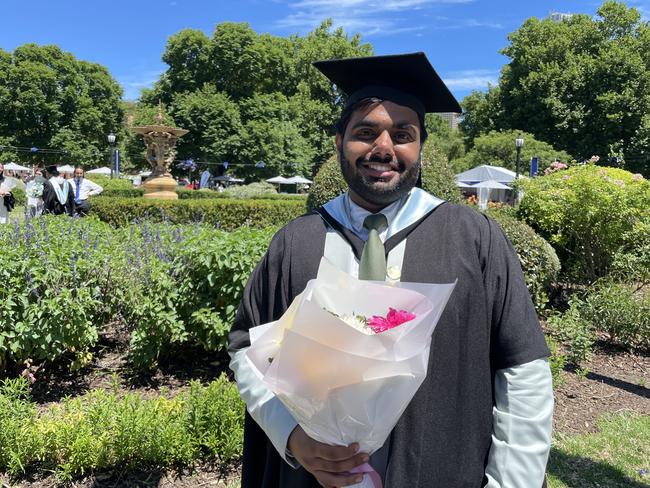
[89, 196, 306, 229]
[0, 375, 244, 480]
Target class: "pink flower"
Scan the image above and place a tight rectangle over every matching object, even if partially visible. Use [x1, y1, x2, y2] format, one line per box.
[368, 308, 416, 333]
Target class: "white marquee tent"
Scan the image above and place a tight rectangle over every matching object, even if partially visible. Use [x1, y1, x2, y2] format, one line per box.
[87, 167, 112, 175]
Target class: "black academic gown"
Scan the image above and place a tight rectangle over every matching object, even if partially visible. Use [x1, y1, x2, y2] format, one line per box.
[228, 202, 550, 488]
[42, 179, 75, 216]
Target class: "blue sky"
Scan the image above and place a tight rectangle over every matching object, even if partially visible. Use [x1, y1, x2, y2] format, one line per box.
[1, 0, 649, 102]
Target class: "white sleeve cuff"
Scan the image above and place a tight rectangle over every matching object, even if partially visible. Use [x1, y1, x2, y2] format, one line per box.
[484, 358, 554, 488]
[229, 348, 299, 465]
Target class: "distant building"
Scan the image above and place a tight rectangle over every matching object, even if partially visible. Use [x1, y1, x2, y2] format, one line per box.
[435, 112, 461, 131]
[548, 11, 574, 23]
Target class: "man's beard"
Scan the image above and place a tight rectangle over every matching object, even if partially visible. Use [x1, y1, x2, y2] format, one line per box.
[339, 150, 420, 207]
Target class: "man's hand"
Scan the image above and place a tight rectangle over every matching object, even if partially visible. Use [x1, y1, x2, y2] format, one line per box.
[288, 425, 369, 488]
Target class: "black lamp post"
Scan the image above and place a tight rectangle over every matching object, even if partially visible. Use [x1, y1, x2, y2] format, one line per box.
[515, 137, 524, 179]
[107, 133, 116, 179]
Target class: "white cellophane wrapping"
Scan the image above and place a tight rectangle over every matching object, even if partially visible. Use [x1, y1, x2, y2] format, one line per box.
[246, 258, 456, 456]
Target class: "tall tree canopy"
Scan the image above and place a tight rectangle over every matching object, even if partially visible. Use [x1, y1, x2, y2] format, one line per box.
[460, 1, 650, 176]
[0, 44, 124, 166]
[137, 20, 373, 178]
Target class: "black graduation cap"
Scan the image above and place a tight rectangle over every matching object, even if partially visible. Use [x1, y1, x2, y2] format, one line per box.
[313, 52, 461, 116]
[45, 165, 59, 175]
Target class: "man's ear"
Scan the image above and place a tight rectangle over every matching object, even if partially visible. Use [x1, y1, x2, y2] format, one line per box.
[335, 133, 342, 154]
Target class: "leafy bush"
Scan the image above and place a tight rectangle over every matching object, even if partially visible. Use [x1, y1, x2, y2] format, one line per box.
[581, 280, 650, 350]
[89, 196, 306, 229]
[517, 165, 650, 282]
[0, 218, 117, 369]
[486, 208, 561, 311]
[546, 298, 595, 368]
[420, 141, 462, 204]
[0, 216, 275, 370]
[545, 335, 565, 388]
[223, 181, 277, 199]
[0, 375, 244, 479]
[306, 154, 348, 211]
[306, 145, 462, 211]
[609, 220, 650, 285]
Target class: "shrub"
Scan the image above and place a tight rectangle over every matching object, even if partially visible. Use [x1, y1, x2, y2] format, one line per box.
[517, 165, 650, 282]
[89, 197, 306, 229]
[609, 220, 650, 285]
[546, 298, 595, 368]
[306, 154, 348, 211]
[545, 335, 565, 388]
[0, 375, 244, 479]
[0, 217, 117, 369]
[306, 144, 462, 211]
[223, 181, 277, 199]
[486, 208, 561, 311]
[0, 216, 275, 371]
[420, 141, 462, 203]
[581, 279, 650, 350]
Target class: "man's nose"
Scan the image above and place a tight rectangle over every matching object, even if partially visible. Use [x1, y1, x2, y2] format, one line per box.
[371, 130, 395, 161]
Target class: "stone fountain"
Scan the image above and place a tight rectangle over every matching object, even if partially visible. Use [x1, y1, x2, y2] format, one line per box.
[132, 111, 188, 200]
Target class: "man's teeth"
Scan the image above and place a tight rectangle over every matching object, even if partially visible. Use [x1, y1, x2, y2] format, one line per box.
[367, 164, 392, 172]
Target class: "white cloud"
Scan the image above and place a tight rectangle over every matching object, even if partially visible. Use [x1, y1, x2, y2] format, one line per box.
[443, 69, 498, 91]
[117, 70, 165, 100]
[276, 0, 479, 35]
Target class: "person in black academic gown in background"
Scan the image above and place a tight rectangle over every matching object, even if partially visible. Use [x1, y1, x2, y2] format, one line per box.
[42, 165, 75, 216]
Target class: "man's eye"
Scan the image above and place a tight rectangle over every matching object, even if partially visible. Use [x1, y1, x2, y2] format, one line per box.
[356, 129, 375, 138]
[394, 132, 413, 142]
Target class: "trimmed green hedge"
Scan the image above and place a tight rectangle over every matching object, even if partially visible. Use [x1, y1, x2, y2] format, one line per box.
[89, 197, 306, 229]
[486, 208, 561, 312]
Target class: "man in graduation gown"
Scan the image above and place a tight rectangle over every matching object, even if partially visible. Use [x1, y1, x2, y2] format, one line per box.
[42, 165, 75, 216]
[228, 53, 553, 488]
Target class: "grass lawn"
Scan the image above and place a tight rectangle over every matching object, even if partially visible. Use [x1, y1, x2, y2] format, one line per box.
[548, 413, 650, 487]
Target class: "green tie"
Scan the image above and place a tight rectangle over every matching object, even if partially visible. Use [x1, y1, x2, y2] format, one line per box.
[359, 213, 387, 281]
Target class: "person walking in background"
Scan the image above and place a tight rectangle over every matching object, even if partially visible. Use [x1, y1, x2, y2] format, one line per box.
[42, 165, 75, 216]
[0, 163, 16, 224]
[69, 167, 103, 216]
[25, 165, 46, 218]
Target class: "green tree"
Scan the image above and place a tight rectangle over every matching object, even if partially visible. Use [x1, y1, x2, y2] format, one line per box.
[140, 20, 373, 179]
[425, 113, 465, 165]
[0, 43, 123, 166]
[170, 85, 242, 164]
[497, 1, 650, 175]
[458, 87, 502, 149]
[237, 93, 314, 180]
[452, 130, 573, 173]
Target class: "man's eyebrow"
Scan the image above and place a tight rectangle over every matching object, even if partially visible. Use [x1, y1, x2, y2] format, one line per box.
[350, 119, 418, 130]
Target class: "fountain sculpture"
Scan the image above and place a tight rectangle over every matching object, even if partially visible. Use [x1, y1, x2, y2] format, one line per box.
[132, 111, 188, 200]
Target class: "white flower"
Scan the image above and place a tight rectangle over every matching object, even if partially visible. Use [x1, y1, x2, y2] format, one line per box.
[339, 314, 374, 334]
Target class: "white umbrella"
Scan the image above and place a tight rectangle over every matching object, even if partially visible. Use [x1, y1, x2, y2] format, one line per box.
[471, 180, 512, 211]
[57, 164, 75, 174]
[285, 176, 313, 184]
[471, 179, 511, 190]
[87, 167, 112, 175]
[4, 162, 31, 172]
[266, 176, 291, 184]
[455, 165, 518, 185]
[214, 174, 244, 183]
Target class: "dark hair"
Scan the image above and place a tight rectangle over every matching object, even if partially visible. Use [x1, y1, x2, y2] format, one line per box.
[335, 97, 428, 144]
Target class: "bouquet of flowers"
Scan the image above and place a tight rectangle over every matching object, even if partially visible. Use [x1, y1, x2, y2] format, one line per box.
[246, 258, 456, 487]
[25, 181, 44, 198]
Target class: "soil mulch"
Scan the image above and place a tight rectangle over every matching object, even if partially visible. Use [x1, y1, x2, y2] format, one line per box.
[553, 339, 650, 434]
